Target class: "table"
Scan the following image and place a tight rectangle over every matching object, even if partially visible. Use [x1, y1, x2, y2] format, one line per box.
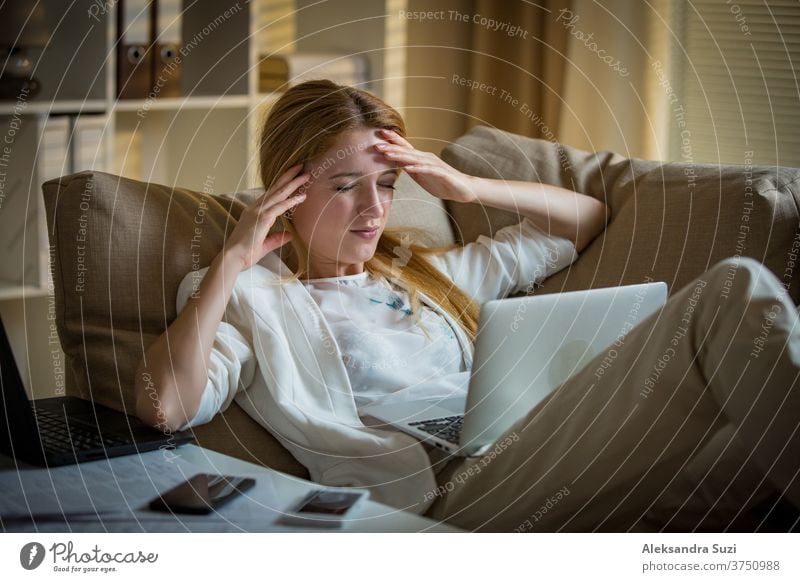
[0, 444, 460, 532]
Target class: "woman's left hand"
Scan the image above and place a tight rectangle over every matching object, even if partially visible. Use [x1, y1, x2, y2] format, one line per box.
[376, 129, 477, 204]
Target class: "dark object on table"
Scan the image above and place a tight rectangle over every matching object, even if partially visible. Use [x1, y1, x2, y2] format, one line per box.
[149, 474, 256, 514]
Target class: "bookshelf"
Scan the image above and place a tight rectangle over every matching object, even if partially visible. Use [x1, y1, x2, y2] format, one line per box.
[0, 0, 412, 393]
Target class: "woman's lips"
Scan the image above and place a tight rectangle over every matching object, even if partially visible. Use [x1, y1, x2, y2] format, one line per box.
[350, 227, 379, 240]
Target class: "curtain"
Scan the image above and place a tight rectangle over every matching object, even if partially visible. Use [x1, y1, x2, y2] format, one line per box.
[557, 0, 673, 160]
[465, 0, 573, 139]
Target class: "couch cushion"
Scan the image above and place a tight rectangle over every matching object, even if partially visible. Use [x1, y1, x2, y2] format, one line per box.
[387, 172, 456, 245]
[42, 171, 241, 409]
[41, 170, 454, 477]
[442, 126, 800, 305]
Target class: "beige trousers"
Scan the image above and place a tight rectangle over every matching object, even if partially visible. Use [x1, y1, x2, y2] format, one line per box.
[424, 257, 800, 532]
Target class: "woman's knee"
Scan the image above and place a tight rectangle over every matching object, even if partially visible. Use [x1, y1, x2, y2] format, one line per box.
[706, 256, 782, 300]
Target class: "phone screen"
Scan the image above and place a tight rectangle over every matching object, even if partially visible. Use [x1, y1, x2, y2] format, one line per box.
[296, 490, 364, 515]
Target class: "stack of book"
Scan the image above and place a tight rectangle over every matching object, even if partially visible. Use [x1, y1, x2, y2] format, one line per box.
[259, 53, 369, 93]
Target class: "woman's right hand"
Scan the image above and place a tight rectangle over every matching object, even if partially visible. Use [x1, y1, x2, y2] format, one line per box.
[225, 163, 309, 271]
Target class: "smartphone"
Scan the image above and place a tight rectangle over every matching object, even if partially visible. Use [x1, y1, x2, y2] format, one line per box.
[149, 473, 256, 514]
[276, 488, 369, 529]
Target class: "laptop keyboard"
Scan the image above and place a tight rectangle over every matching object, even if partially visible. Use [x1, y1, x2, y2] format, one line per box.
[409, 415, 464, 444]
[31, 406, 130, 454]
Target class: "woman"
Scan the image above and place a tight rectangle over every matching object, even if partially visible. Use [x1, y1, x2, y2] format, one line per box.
[135, 80, 800, 532]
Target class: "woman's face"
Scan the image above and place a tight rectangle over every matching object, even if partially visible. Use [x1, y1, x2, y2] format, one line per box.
[291, 127, 398, 278]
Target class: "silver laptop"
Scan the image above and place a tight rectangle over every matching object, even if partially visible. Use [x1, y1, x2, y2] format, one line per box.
[362, 282, 668, 457]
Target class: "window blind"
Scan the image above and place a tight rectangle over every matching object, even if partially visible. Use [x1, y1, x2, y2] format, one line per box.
[672, 0, 800, 167]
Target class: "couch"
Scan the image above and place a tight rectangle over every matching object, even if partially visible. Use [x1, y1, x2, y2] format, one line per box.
[42, 126, 800, 487]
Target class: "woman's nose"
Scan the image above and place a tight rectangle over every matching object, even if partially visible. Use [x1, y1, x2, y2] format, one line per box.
[359, 183, 386, 217]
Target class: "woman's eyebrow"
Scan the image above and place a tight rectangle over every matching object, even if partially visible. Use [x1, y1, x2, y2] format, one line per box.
[328, 169, 398, 180]
[329, 172, 362, 180]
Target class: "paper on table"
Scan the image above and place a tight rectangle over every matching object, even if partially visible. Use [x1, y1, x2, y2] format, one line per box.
[0, 451, 197, 519]
[3, 510, 283, 533]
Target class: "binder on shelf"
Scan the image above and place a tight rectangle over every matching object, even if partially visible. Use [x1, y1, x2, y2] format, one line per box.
[117, 0, 155, 99]
[153, 0, 182, 98]
[3, 115, 68, 291]
[39, 116, 71, 183]
[38, 114, 107, 179]
[34, 116, 70, 290]
[71, 115, 108, 173]
[259, 53, 369, 93]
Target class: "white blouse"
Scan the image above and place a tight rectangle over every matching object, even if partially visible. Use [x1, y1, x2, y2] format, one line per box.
[301, 271, 471, 413]
[182, 216, 579, 433]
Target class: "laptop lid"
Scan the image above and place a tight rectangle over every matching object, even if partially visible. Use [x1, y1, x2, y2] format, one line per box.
[459, 282, 668, 456]
[0, 315, 195, 466]
[0, 316, 45, 464]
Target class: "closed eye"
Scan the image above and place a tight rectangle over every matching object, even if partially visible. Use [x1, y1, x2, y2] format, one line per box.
[334, 182, 395, 192]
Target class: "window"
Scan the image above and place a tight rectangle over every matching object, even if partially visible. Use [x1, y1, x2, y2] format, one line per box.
[669, 0, 800, 166]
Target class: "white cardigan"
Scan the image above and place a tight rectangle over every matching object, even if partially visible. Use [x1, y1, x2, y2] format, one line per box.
[175, 218, 578, 514]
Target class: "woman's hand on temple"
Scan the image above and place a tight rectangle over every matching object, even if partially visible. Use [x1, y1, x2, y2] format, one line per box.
[375, 129, 477, 204]
[225, 163, 309, 271]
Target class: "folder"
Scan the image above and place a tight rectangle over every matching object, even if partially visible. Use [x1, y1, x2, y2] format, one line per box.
[39, 116, 71, 182]
[71, 115, 108, 173]
[153, 0, 182, 98]
[32, 116, 71, 288]
[33, 118, 69, 289]
[117, 0, 155, 99]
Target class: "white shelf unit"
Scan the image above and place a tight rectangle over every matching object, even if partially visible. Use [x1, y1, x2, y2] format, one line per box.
[0, 100, 107, 115]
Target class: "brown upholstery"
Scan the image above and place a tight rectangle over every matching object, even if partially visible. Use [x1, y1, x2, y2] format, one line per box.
[42, 126, 800, 481]
[442, 126, 800, 304]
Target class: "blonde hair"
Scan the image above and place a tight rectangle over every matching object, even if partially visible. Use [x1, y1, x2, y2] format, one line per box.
[258, 79, 479, 341]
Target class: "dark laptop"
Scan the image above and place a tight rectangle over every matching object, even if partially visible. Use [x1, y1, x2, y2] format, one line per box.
[0, 316, 193, 466]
